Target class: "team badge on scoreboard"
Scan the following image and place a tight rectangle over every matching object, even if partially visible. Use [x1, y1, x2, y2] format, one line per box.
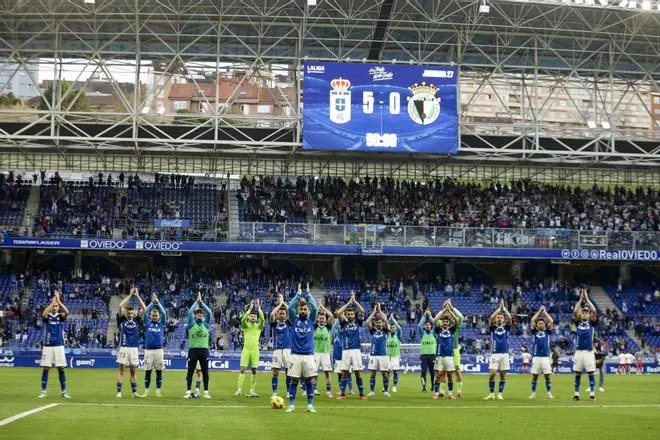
[329, 78, 352, 124]
[407, 82, 440, 125]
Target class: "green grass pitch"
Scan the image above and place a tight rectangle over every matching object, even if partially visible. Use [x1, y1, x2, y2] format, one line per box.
[1, 369, 658, 439]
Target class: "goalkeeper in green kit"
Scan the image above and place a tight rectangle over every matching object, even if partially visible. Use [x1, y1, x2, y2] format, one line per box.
[445, 298, 464, 397]
[234, 299, 265, 397]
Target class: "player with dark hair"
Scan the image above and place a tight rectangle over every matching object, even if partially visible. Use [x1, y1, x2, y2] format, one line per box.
[142, 293, 166, 397]
[270, 294, 292, 398]
[116, 287, 146, 398]
[331, 319, 354, 395]
[335, 291, 366, 400]
[235, 299, 265, 397]
[285, 283, 318, 413]
[484, 299, 512, 400]
[418, 309, 436, 392]
[184, 292, 212, 399]
[38, 291, 71, 399]
[366, 304, 390, 397]
[594, 338, 607, 392]
[314, 302, 334, 398]
[445, 299, 465, 397]
[572, 289, 597, 401]
[432, 304, 458, 400]
[528, 306, 554, 400]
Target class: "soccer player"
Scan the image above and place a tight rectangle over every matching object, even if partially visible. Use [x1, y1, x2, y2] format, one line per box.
[269, 294, 291, 398]
[572, 289, 597, 401]
[521, 346, 532, 374]
[314, 302, 334, 398]
[235, 299, 264, 397]
[285, 283, 318, 413]
[445, 299, 465, 397]
[528, 306, 554, 400]
[335, 291, 367, 400]
[594, 338, 606, 392]
[484, 299, 512, 400]
[142, 293, 166, 397]
[331, 319, 354, 395]
[116, 287, 146, 398]
[418, 309, 436, 392]
[432, 304, 458, 400]
[38, 291, 71, 399]
[386, 313, 402, 393]
[635, 350, 644, 375]
[366, 304, 390, 397]
[617, 351, 627, 375]
[184, 292, 212, 399]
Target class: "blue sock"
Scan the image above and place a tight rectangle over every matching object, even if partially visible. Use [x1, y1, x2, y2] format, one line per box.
[433, 381, 440, 393]
[272, 376, 278, 394]
[131, 382, 137, 394]
[545, 380, 551, 393]
[58, 369, 66, 392]
[156, 370, 162, 390]
[326, 382, 331, 393]
[356, 377, 364, 396]
[384, 377, 389, 392]
[41, 370, 48, 392]
[393, 372, 399, 386]
[498, 380, 506, 393]
[196, 380, 201, 390]
[448, 381, 453, 392]
[489, 380, 495, 393]
[116, 382, 123, 393]
[306, 382, 315, 406]
[369, 377, 376, 392]
[288, 382, 297, 405]
[286, 375, 292, 393]
[340, 378, 347, 396]
[531, 380, 537, 392]
[337, 374, 342, 389]
[599, 373, 604, 387]
[588, 375, 595, 393]
[574, 375, 581, 393]
[145, 370, 152, 389]
[348, 375, 353, 391]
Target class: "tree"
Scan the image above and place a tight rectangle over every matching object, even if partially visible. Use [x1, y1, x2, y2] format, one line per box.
[38, 81, 90, 113]
[0, 92, 20, 106]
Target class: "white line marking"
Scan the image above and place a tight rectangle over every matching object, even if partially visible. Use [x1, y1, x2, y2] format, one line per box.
[0, 404, 59, 427]
[61, 403, 660, 410]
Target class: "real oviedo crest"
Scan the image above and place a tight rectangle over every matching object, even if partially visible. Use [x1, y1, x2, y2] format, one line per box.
[329, 78, 351, 124]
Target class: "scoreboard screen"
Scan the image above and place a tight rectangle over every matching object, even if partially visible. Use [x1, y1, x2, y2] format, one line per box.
[302, 62, 458, 154]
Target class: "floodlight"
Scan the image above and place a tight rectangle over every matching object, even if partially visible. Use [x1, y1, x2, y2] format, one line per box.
[601, 121, 611, 129]
[586, 120, 597, 129]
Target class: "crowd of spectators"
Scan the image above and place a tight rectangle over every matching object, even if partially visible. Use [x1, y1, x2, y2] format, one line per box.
[236, 175, 308, 223]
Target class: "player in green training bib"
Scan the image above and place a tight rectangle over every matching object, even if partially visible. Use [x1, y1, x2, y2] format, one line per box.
[314, 302, 334, 398]
[235, 299, 264, 397]
[444, 299, 464, 397]
[386, 313, 403, 393]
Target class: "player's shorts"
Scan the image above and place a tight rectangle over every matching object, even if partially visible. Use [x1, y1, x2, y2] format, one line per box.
[333, 357, 344, 373]
[388, 356, 401, 371]
[341, 348, 362, 371]
[272, 348, 291, 370]
[573, 350, 596, 373]
[40, 345, 66, 367]
[116, 347, 139, 366]
[531, 356, 552, 375]
[144, 349, 165, 370]
[314, 352, 332, 372]
[287, 353, 316, 378]
[434, 356, 455, 372]
[488, 353, 511, 371]
[453, 348, 461, 369]
[240, 348, 260, 369]
[368, 355, 390, 371]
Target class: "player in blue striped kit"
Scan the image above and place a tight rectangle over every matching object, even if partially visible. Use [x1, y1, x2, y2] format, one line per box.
[572, 289, 598, 401]
[484, 299, 512, 400]
[285, 284, 318, 413]
[141, 293, 166, 397]
[116, 287, 146, 398]
[38, 291, 71, 399]
[331, 319, 354, 395]
[366, 304, 390, 397]
[270, 294, 292, 398]
[529, 306, 554, 400]
[432, 304, 458, 400]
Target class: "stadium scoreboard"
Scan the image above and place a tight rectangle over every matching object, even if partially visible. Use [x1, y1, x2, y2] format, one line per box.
[302, 62, 458, 154]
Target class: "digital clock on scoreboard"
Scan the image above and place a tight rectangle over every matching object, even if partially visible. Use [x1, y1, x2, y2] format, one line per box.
[302, 62, 458, 154]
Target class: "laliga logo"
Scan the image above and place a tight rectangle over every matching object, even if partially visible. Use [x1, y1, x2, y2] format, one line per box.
[136, 241, 182, 250]
[407, 82, 440, 126]
[306, 65, 325, 74]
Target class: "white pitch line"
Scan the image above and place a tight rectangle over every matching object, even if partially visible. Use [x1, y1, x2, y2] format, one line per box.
[61, 402, 660, 410]
[0, 403, 59, 427]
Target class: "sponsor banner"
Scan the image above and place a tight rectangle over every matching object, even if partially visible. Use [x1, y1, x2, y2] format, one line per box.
[2, 237, 659, 261]
[154, 219, 191, 228]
